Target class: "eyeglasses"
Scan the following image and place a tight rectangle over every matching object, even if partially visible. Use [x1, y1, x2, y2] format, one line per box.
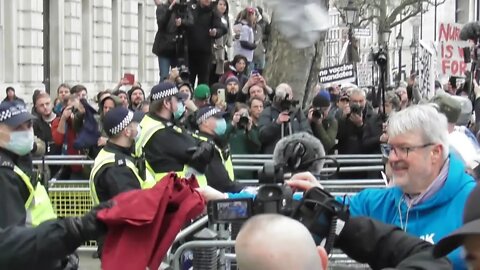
[381, 143, 434, 159]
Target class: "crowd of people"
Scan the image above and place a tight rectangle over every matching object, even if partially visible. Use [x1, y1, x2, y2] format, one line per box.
[2, 0, 480, 269]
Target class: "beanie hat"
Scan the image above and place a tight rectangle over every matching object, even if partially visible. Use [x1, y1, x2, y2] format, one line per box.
[312, 90, 331, 108]
[128, 86, 145, 101]
[103, 107, 142, 137]
[194, 84, 211, 100]
[225, 76, 240, 85]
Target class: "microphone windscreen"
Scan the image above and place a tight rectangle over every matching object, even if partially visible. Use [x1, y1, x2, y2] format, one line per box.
[273, 132, 326, 174]
[460, 22, 480, 41]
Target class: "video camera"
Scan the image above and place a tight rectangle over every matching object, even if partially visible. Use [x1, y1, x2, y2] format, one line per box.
[279, 94, 300, 112]
[208, 132, 345, 253]
[350, 103, 363, 115]
[172, 0, 189, 20]
[207, 186, 348, 254]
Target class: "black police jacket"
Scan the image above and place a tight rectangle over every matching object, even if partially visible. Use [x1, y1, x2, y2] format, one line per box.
[198, 132, 243, 193]
[0, 219, 82, 270]
[0, 149, 34, 229]
[93, 142, 141, 203]
[144, 113, 207, 175]
[335, 217, 452, 270]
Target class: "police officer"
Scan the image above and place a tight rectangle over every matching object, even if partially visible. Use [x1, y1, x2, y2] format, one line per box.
[89, 107, 152, 206]
[136, 82, 212, 184]
[0, 101, 56, 228]
[196, 106, 243, 193]
[0, 203, 109, 270]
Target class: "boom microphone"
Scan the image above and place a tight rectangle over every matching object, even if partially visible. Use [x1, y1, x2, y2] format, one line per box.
[273, 132, 326, 175]
[460, 22, 480, 41]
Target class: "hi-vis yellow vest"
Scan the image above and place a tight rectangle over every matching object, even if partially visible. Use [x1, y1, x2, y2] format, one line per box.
[89, 148, 155, 205]
[14, 166, 57, 227]
[135, 114, 208, 186]
[196, 134, 235, 181]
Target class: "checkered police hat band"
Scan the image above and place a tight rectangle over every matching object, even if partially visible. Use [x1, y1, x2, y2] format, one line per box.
[197, 108, 221, 125]
[0, 106, 27, 122]
[109, 111, 134, 135]
[151, 86, 179, 101]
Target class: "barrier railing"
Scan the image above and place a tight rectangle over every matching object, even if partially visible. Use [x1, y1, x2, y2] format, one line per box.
[40, 154, 385, 256]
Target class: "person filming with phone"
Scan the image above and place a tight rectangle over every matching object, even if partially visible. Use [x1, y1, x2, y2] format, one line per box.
[258, 83, 311, 154]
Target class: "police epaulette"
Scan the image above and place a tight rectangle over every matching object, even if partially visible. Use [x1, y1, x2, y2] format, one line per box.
[115, 155, 127, 167]
[0, 158, 14, 169]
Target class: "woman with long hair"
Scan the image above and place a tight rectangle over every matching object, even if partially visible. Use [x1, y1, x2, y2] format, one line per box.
[232, 7, 257, 73]
[210, 0, 232, 84]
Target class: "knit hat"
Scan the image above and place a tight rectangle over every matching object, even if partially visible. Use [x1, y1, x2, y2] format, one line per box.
[196, 106, 226, 125]
[128, 86, 145, 102]
[225, 76, 240, 85]
[194, 84, 211, 100]
[103, 107, 143, 137]
[149, 82, 179, 102]
[430, 94, 462, 124]
[312, 90, 331, 108]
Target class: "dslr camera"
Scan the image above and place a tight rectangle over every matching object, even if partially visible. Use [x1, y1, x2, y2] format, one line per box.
[237, 112, 250, 130]
[350, 103, 363, 115]
[312, 109, 324, 120]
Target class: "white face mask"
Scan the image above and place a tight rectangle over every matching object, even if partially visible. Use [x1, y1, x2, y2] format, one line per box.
[135, 125, 142, 142]
[5, 129, 34, 156]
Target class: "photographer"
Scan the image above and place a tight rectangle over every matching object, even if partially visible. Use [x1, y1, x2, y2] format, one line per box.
[258, 83, 311, 154]
[186, 0, 227, 84]
[152, 0, 193, 82]
[337, 88, 382, 155]
[224, 103, 261, 179]
[307, 90, 338, 154]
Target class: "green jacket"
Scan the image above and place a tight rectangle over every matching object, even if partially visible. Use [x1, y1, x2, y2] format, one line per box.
[310, 116, 338, 154]
[224, 122, 262, 179]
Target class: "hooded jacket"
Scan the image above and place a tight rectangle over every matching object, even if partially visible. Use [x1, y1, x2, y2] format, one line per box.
[347, 153, 476, 270]
[97, 173, 205, 270]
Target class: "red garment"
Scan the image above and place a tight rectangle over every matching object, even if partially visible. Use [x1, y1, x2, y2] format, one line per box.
[51, 117, 82, 173]
[97, 173, 205, 270]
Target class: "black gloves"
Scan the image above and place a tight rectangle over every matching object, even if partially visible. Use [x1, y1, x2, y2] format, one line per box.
[188, 142, 214, 173]
[64, 201, 113, 243]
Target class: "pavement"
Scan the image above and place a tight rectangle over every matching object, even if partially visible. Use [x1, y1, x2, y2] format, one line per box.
[78, 250, 101, 270]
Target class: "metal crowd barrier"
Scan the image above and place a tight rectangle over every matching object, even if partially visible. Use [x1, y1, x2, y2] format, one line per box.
[39, 154, 386, 258]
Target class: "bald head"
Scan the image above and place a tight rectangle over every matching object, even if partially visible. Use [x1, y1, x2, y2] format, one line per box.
[236, 214, 327, 270]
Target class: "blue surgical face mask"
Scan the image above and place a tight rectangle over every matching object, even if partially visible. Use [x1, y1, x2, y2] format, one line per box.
[5, 128, 34, 156]
[214, 118, 227, 136]
[173, 102, 186, 120]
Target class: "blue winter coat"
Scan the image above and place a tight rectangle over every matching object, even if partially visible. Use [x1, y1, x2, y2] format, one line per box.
[347, 153, 476, 270]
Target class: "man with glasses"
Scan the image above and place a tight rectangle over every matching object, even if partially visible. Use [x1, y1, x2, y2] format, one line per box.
[349, 104, 475, 269]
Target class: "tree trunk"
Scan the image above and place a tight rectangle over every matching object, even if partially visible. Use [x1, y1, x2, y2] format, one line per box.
[264, 24, 326, 108]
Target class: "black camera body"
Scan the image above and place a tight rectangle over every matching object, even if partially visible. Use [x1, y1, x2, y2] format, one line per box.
[372, 48, 387, 67]
[312, 109, 323, 119]
[279, 94, 300, 112]
[207, 184, 294, 224]
[237, 113, 249, 130]
[350, 103, 363, 115]
[207, 186, 349, 254]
